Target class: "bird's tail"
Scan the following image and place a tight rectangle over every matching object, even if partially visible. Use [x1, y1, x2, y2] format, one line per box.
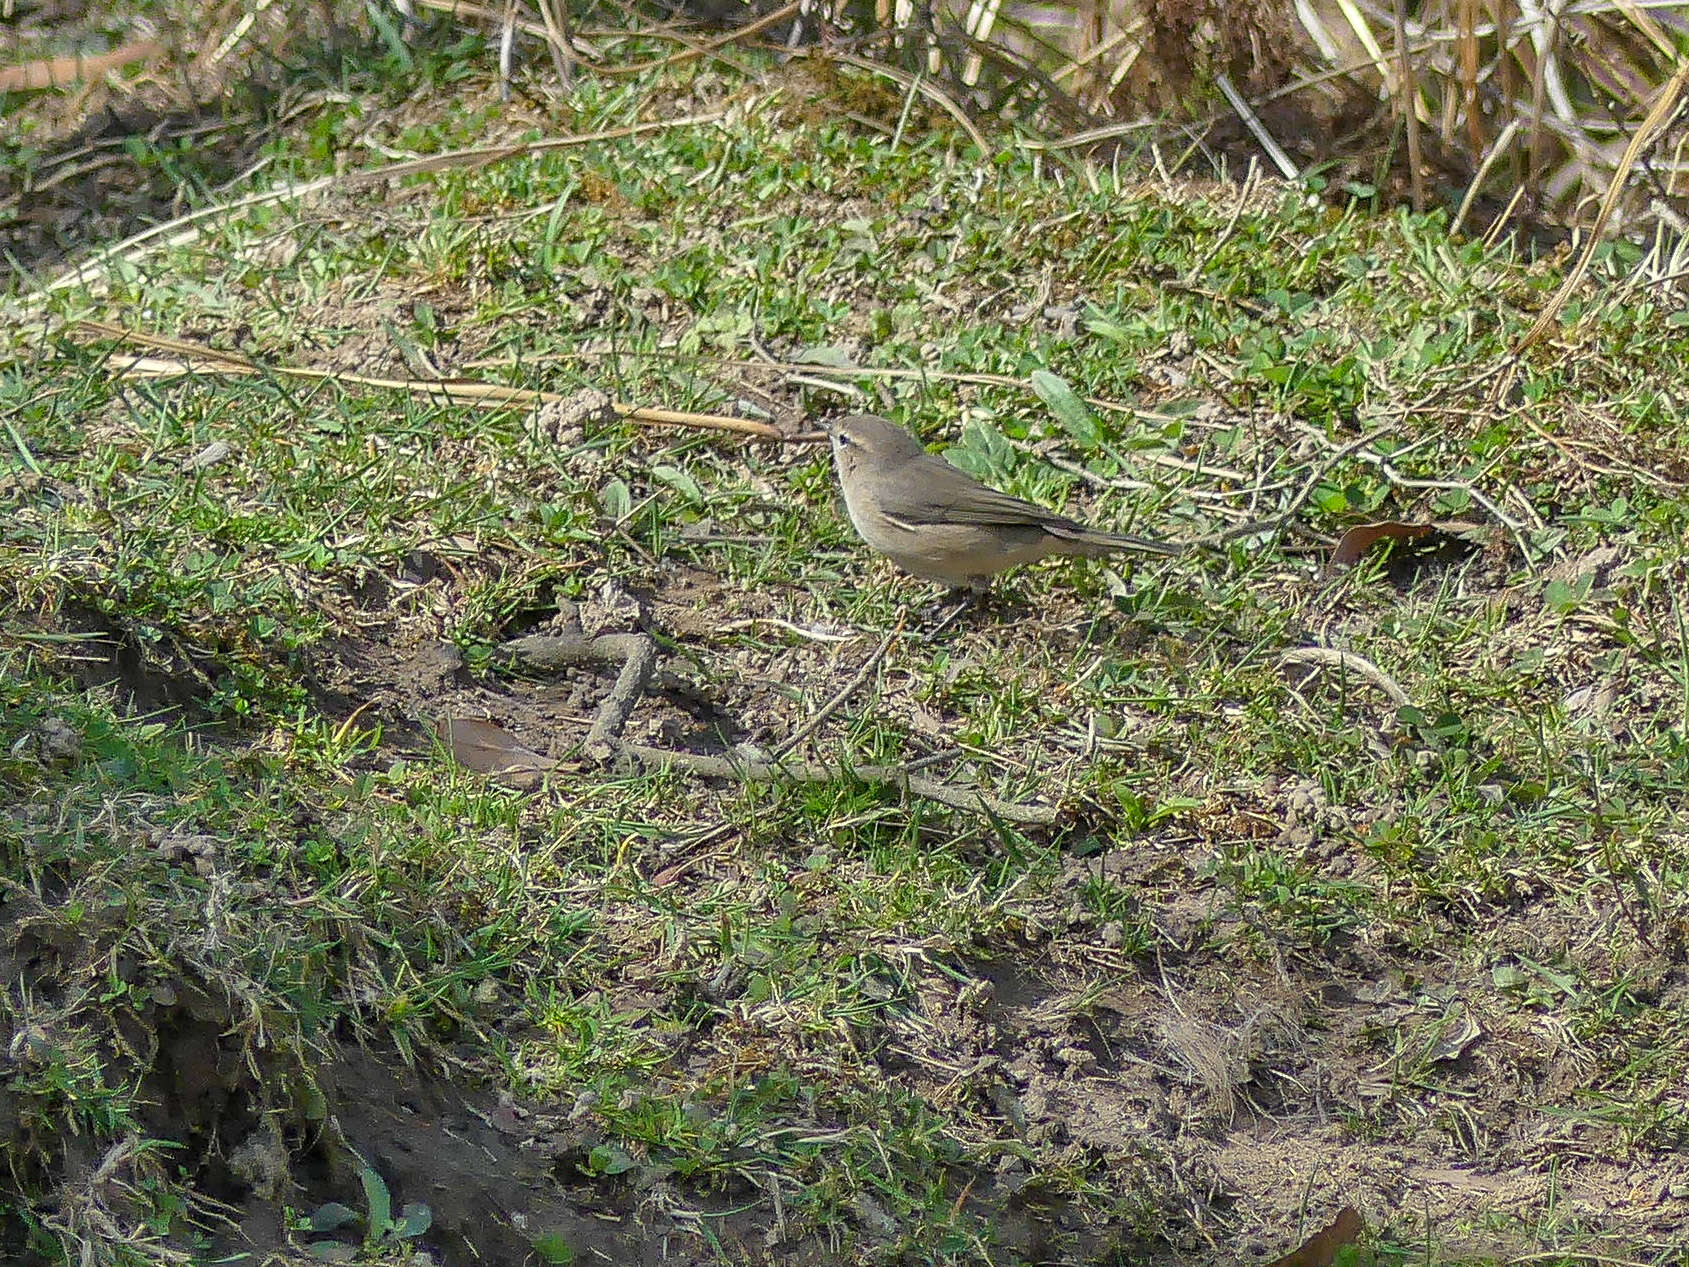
[1048, 525, 1187, 557]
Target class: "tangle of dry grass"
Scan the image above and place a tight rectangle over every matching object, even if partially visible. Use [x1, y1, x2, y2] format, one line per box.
[432, 0, 1689, 237]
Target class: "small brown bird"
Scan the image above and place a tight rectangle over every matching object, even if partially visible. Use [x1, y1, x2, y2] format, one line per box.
[823, 413, 1182, 591]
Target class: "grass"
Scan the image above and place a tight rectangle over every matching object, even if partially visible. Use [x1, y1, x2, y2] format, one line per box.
[7, 11, 1689, 1266]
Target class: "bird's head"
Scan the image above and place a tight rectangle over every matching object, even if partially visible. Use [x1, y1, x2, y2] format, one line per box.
[822, 414, 928, 480]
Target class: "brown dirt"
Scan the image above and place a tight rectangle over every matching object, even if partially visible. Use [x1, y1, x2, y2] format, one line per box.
[955, 929, 1689, 1260]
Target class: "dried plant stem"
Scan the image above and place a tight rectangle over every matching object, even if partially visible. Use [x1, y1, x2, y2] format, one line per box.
[503, 624, 1057, 824]
[614, 744, 1062, 825]
[536, 0, 575, 83]
[600, 0, 802, 76]
[1452, 118, 1522, 235]
[815, 51, 989, 153]
[0, 38, 164, 91]
[76, 321, 789, 442]
[771, 614, 906, 760]
[1279, 647, 1411, 707]
[1392, 0, 1426, 213]
[1510, 59, 1689, 362]
[1215, 77, 1298, 180]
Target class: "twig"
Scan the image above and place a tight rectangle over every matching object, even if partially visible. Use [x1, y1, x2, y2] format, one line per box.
[1289, 417, 1541, 556]
[498, 0, 517, 99]
[76, 322, 790, 442]
[1210, 422, 1402, 546]
[771, 614, 905, 760]
[600, 1, 802, 76]
[1517, 405, 1689, 489]
[1451, 118, 1522, 236]
[464, 346, 1242, 442]
[1361, 453, 1529, 533]
[19, 175, 333, 305]
[720, 617, 858, 643]
[536, 0, 575, 84]
[1007, 436, 1260, 516]
[613, 743, 1061, 825]
[618, 405, 786, 437]
[1027, 446, 1153, 492]
[1200, 517, 1331, 549]
[1215, 75, 1299, 180]
[646, 820, 742, 887]
[817, 52, 990, 154]
[1391, 0, 1426, 213]
[1182, 162, 1258, 289]
[500, 629, 655, 753]
[0, 38, 164, 91]
[410, 0, 600, 59]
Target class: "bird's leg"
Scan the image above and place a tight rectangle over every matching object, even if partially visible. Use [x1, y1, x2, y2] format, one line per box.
[921, 583, 984, 639]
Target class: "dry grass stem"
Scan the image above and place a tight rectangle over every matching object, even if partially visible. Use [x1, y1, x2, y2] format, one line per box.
[78, 322, 788, 441]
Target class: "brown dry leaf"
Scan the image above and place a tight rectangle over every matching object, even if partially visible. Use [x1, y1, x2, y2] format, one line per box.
[1544, 544, 1625, 587]
[1265, 1206, 1364, 1267]
[1332, 521, 1435, 567]
[435, 716, 556, 787]
[1428, 1005, 1483, 1064]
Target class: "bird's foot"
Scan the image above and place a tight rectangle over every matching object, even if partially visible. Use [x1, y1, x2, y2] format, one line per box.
[919, 586, 989, 639]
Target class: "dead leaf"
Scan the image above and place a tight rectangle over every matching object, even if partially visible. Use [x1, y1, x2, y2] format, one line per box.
[1427, 1006, 1483, 1063]
[1332, 521, 1435, 567]
[182, 440, 231, 471]
[908, 704, 947, 738]
[1562, 681, 1618, 729]
[1265, 1206, 1364, 1267]
[435, 716, 556, 788]
[1545, 544, 1625, 587]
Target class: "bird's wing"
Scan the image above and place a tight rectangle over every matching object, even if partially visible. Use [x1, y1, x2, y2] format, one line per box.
[878, 452, 1081, 530]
